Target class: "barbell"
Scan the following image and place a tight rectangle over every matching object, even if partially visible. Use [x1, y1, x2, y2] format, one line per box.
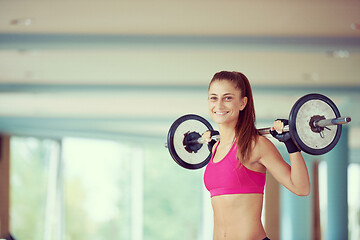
[165, 93, 351, 170]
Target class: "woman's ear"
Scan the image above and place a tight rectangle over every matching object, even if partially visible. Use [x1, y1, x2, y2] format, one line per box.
[240, 97, 248, 111]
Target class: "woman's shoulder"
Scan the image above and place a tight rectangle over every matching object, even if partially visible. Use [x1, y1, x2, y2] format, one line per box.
[256, 135, 271, 144]
[250, 135, 280, 168]
[254, 135, 278, 154]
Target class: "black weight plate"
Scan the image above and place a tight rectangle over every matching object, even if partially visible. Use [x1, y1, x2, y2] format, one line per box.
[289, 93, 342, 155]
[167, 114, 213, 170]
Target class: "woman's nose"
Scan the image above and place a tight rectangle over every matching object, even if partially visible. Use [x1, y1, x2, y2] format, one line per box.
[216, 100, 224, 108]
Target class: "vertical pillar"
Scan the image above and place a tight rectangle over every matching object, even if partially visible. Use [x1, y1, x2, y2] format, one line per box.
[280, 151, 313, 240]
[43, 140, 64, 240]
[326, 126, 348, 240]
[0, 135, 10, 236]
[201, 168, 213, 240]
[131, 146, 144, 240]
[312, 161, 321, 240]
[265, 173, 280, 240]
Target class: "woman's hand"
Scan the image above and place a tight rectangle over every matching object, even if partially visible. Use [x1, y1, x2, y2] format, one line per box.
[271, 119, 285, 134]
[270, 119, 299, 154]
[201, 131, 212, 143]
[202, 130, 219, 152]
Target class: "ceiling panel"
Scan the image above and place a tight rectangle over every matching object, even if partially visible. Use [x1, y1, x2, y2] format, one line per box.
[0, 0, 359, 36]
[0, 48, 359, 86]
[0, 0, 359, 151]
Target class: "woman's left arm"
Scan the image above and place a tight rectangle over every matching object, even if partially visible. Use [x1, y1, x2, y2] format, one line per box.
[286, 151, 311, 196]
[258, 136, 311, 196]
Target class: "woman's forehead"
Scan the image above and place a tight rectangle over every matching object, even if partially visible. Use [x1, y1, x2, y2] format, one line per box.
[209, 80, 241, 94]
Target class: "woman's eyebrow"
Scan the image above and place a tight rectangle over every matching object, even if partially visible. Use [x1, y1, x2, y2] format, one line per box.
[209, 93, 235, 95]
[209, 93, 236, 98]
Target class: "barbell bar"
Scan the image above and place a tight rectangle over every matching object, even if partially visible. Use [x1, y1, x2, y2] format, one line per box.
[174, 116, 351, 148]
[257, 116, 351, 135]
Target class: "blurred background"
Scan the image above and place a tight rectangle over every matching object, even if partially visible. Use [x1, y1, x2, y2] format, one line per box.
[0, 0, 359, 240]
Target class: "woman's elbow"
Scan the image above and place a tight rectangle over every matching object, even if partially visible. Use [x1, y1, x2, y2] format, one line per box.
[296, 190, 310, 197]
[294, 186, 311, 196]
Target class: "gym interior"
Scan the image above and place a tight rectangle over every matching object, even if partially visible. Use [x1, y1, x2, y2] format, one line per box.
[0, 1, 359, 240]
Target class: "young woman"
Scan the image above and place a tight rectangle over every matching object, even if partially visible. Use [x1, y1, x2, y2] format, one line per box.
[202, 71, 310, 240]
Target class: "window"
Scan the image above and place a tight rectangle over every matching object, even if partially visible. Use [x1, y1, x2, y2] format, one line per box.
[9, 136, 206, 240]
[143, 144, 204, 240]
[319, 161, 360, 240]
[348, 163, 360, 240]
[62, 138, 131, 240]
[10, 137, 59, 239]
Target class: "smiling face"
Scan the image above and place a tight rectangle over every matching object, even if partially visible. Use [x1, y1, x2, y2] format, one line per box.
[208, 80, 248, 127]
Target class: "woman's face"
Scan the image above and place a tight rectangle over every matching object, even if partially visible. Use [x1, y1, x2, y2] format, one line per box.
[208, 80, 247, 126]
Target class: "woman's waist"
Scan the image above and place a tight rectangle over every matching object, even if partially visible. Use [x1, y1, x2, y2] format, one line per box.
[213, 224, 266, 240]
[211, 194, 263, 220]
[212, 195, 266, 240]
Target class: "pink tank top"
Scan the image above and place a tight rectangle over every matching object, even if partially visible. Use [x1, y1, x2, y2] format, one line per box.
[204, 140, 266, 197]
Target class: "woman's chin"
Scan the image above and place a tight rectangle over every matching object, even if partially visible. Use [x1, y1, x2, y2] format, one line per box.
[212, 116, 231, 125]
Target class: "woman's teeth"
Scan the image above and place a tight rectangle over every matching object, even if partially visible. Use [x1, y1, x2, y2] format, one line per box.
[215, 112, 228, 115]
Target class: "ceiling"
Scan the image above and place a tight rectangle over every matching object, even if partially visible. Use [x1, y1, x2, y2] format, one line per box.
[0, 0, 359, 154]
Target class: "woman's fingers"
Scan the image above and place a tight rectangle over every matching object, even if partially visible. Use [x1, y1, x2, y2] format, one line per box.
[202, 131, 211, 142]
[273, 120, 284, 134]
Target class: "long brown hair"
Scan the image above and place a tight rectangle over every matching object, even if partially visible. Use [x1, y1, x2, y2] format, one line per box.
[209, 71, 259, 163]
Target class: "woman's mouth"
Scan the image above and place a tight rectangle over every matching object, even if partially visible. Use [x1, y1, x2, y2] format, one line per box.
[214, 111, 229, 116]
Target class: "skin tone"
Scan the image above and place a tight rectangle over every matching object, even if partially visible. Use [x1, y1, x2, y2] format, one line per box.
[204, 80, 310, 240]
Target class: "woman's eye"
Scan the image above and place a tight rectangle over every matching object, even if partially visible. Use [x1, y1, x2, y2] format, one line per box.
[209, 96, 217, 101]
[225, 97, 232, 101]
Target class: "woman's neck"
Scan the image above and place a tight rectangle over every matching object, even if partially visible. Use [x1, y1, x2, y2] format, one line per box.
[218, 124, 236, 145]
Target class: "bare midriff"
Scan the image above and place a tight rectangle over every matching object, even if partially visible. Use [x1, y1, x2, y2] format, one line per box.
[211, 194, 266, 240]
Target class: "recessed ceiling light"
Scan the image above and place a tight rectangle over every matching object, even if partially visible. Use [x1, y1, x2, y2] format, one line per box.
[10, 18, 33, 26]
[24, 18, 32, 26]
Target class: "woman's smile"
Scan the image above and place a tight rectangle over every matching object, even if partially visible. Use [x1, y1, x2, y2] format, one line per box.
[214, 111, 229, 115]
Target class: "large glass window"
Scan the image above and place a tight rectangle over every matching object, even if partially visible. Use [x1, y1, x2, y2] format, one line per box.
[9, 136, 206, 240]
[348, 163, 360, 240]
[143, 143, 204, 240]
[10, 137, 59, 239]
[62, 137, 132, 240]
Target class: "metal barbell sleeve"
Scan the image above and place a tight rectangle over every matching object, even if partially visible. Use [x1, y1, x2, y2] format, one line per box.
[314, 116, 351, 128]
